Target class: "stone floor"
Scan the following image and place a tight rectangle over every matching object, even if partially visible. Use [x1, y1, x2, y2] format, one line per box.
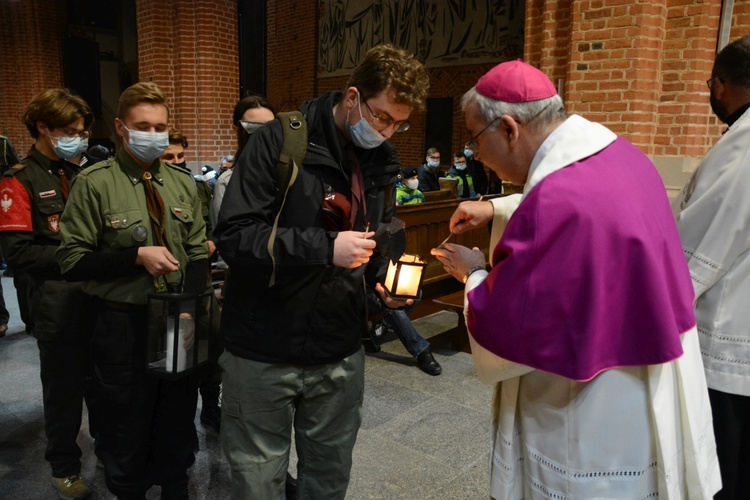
[0, 275, 493, 499]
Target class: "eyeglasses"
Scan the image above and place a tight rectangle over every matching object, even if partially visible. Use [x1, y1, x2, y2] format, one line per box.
[240, 121, 264, 134]
[54, 129, 91, 140]
[360, 96, 410, 133]
[706, 76, 718, 90]
[465, 117, 500, 154]
[465, 103, 555, 154]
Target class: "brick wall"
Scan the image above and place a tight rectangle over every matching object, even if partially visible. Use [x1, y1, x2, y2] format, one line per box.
[265, 0, 500, 168]
[136, 0, 238, 168]
[3, 1, 749, 174]
[521, 0, 750, 196]
[0, 0, 67, 155]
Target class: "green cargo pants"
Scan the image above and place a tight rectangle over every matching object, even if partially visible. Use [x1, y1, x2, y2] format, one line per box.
[219, 348, 365, 500]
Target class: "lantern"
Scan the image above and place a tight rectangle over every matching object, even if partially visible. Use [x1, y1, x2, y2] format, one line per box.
[383, 253, 427, 299]
[146, 285, 211, 379]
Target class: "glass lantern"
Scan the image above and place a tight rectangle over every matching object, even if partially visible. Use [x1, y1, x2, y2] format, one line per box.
[383, 253, 427, 299]
[146, 288, 212, 379]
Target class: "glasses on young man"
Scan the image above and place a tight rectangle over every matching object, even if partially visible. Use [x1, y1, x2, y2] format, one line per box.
[360, 95, 411, 133]
[54, 129, 91, 140]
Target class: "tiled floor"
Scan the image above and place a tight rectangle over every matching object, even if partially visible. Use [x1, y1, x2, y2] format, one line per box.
[0, 276, 493, 499]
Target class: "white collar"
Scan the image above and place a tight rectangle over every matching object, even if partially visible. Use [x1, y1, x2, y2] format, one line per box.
[522, 114, 617, 199]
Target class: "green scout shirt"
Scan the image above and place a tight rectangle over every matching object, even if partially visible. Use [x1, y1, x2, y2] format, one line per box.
[57, 148, 207, 304]
[194, 178, 212, 240]
[0, 146, 83, 279]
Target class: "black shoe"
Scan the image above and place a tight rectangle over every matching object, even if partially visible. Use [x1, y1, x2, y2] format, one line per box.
[285, 472, 297, 500]
[200, 406, 221, 434]
[416, 349, 442, 376]
[363, 322, 385, 353]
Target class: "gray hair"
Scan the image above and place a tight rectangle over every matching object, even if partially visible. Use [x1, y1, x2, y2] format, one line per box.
[461, 87, 566, 132]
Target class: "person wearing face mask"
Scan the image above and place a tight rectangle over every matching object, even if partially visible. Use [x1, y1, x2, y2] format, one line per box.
[446, 151, 477, 198]
[214, 44, 429, 499]
[674, 36, 750, 500]
[210, 96, 275, 271]
[417, 146, 444, 192]
[0, 88, 96, 499]
[56, 82, 208, 499]
[395, 166, 425, 205]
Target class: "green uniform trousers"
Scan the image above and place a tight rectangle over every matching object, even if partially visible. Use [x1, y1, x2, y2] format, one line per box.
[220, 348, 365, 500]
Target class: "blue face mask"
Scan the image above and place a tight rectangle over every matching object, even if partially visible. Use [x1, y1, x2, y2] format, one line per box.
[464, 148, 473, 158]
[124, 126, 169, 163]
[454, 162, 467, 171]
[346, 91, 387, 149]
[47, 134, 84, 160]
[427, 160, 439, 168]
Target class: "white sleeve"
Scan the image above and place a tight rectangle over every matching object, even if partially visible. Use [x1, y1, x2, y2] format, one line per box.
[489, 194, 522, 252]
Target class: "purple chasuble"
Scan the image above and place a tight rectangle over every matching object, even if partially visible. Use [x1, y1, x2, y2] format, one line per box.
[467, 137, 695, 381]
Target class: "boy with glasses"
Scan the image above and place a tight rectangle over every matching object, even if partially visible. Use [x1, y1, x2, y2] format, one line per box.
[0, 88, 95, 500]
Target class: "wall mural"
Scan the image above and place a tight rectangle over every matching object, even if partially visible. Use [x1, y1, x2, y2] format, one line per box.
[318, 0, 525, 76]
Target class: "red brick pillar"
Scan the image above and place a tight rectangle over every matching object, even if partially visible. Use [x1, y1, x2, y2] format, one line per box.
[0, 0, 66, 154]
[135, 0, 239, 167]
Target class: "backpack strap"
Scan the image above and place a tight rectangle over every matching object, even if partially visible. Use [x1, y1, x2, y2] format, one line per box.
[267, 111, 308, 286]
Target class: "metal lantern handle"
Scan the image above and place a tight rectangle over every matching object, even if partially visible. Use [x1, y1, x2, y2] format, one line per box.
[166, 264, 185, 294]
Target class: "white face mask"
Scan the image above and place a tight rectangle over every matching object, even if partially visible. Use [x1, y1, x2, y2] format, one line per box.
[454, 162, 467, 171]
[123, 126, 169, 163]
[405, 178, 419, 190]
[346, 91, 387, 149]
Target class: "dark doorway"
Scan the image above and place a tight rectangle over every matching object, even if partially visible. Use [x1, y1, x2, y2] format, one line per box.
[238, 0, 267, 98]
[424, 98, 454, 167]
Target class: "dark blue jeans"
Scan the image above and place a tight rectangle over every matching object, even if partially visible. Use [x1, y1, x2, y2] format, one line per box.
[366, 288, 429, 357]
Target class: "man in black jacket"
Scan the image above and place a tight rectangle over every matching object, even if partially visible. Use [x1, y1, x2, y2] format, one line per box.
[215, 44, 429, 499]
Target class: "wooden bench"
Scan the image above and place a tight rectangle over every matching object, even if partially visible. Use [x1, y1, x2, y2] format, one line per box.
[431, 289, 470, 353]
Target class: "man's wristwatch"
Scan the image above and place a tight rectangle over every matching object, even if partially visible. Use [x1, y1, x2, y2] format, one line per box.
[463, 265, 486, 284]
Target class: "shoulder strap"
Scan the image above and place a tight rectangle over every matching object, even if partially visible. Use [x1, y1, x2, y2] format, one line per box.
[267, 111, 308, 286]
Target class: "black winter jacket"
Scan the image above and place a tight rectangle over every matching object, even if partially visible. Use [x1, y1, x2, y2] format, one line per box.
[215, 91, 401, 364]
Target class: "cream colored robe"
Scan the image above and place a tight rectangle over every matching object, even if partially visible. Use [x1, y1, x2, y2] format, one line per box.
[465, 116, 721, 499]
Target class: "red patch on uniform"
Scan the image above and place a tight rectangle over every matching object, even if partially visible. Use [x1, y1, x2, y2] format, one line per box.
[0, 176, 33, 232]
[48, 214, 60, 233]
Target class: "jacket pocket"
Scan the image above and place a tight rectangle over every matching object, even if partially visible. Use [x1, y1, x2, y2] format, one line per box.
[103, 208, 144, 249]
[168, 204, 194, 242]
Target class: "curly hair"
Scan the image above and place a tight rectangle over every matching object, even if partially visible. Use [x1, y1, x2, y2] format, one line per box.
[23, 88, 94, 139]
[347, 44, 430, 112]
[168, 128, 188, 149]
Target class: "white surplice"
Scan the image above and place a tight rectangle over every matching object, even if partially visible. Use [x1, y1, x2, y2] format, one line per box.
[465, 116, 721, 499]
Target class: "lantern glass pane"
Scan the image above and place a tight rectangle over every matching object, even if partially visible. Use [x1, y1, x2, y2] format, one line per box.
[395, 263, 422, 297]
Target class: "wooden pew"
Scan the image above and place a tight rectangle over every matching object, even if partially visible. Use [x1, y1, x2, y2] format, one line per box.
[396, 196, 497, 287]
[394, 195, 502, 351]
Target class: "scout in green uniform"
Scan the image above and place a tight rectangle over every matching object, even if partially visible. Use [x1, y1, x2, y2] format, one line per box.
[162, 129, 224, 435]
[0, 88, 95, 500]
[56, 82, 208, 499]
